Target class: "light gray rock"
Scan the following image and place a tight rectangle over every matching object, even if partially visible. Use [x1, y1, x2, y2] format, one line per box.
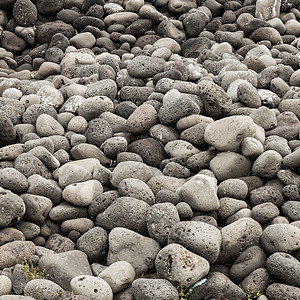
[168, 221, 221, 264]
[155, 243, 210, 286]
[251, 202, 280, 224]
[255, 0, 281, 20]
[0, 275, 12, 296]
[0, 168, 28, 194]
[118, 178, 155, 205]
[204, 116, 257, 152]
[252, 150, 282, 179]
[98, 261, 135, 293]
[23, 279, 66, 300]
[146, 202, 180, 246]
[164, 140, 200, 158]
[217, 197, 248, 222]
[266, 283, 300, 300]
[107, 227, 161, 275]
[266, 252, 300, 286]
[36, 114, 64, 137]
[210, 152, 252, 182]
[217, 179, 248, 200]
[38, 250, 93, 291]
[249, 106, 277, 130]
[260, 224, 300, 253]
[37, 86, 64, 109]
[217, 217, 262, 264]
[177, 174, 219, 211]
[241, 137, 264, 159]
[110, 161, 152, 187]
[132, 278, 179, 300]
[70, 275, 113, 300]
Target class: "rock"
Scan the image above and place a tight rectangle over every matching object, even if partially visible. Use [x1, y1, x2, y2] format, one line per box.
[0, 241, 35, 269]
[189, 273, 246, 300]
[95, 197, 149, 235]
[45, 234, 75, 253]
[168, 221, 221, 264]
[282, 201, 300, 221]
[155, 243, 210, 286]
[164, 140, 200, 158]
[107, 227, 161, 275]
[13, 0, 37, 26]
[218, 198, 248, 222]
[132, 278, 179, 300]
[177, 174, 219, 211]
[260, 224, 300, 253]
[62, 180, 103, 206]
[204, 116, 257, 152]
[250, 186, 284, 207]
[266, 252, 300, 286]
[36, 114, 64, 137]
[251, 202, 280, 224]
[70, 275, 113, 300]
[38, 250, 93, 291]
[255, 0, 281, 20]
[217, 217, 262, 264]
[0, 168, 28, 193]
[146, 202, 180, 246]
[118, 178, 155, 205]
[210, 152, 252, 182]
[229, 246, 267, 283]
[0, 275, 12, 296]
[23, 279, 66, 300]
[266, 283, 300, 300]
[0, 228, 25, 246]
[217, 179, 248, 200]
[98, 261, 135, 293]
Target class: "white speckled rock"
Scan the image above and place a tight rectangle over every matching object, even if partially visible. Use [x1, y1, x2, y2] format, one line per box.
[70, 275, 113, 300]
[0, 275, 12, 296]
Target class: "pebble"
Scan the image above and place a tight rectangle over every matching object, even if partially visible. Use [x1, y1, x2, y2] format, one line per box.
[0, 276, 12, 296]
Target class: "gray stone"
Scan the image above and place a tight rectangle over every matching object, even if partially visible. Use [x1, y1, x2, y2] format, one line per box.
[38, 250, 93, 291]
[266, 252, 300, 286]
[266, 283, 300, 300]
[177, 174, 219, 211]
[84, 79, 117, 100]
[237, 81, 261, 108]
[0, 188, 25, 228]
[36, 114, 64, 137]
[118, 178, 155, 206]
[250, 186, 284, 208]
[282, 201, 300, 221]
[229, 246, 267, 283]
[155, 243, 210, 286]
[264, 135, 291, 157]
[218, 197, 248, 222]
[107, 227, 161, 275]
[217, 218, 262, 264]
[100, 137, 127, 160]
[146, 203, 180, 246]
[168, 221, 221, 264]
[251, 202, 280, 224]
[249, 106, 277, 130]
[210, 152, 252, 182]
[217, 179, 248, 200]
[260, 224, 300, 253]
[255, 0, 281, 20]
[70, 275, 113, 300]
[98, 261, 135, 293]
[23, 279, 66, 300]
[95, 197, 150, 235]
[45, 234, 75, 253]
[155, 78, 198, 95]
[0, 168, 28, 193]
[132, 278, 179, 300]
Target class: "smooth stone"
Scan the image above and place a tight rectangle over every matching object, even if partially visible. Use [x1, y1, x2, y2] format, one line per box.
[251, 202, 280, 224]
[149, 124, 179, 145]
[155, 78, 198, 95]
[98, 261, 135, 293]
[62, 180, 103, 206]
[249, 106, 277, 130]
[260, 223, 300, 253]
[0, 168, 28, 193]
[61, 218, 94, 236]
[264, 135, 291, 157]
[107, 227, 161, 275]
[250, 27, 282, 45]
[36, 114, 64, 137]
[146, 202, 180, 246]
[255, 0, 280, 20]
[70, 275, 113, 300]
[147, 176, 186, 195]
[266, 283, 300, 300]
[110, 161, 152, 187]
[118, 178, 155, 205]
[282, 201, 300, 221]
[237, 81, 261, 108]
[252, 150, 283, 179]
[217, 218, 262, 264]
[210, 152, 252, 182]
[177, 174, 219, 211]
[100, 137, 127, 159]
[155, 243, 210, 286]
[217, 197, 248, 222]
[70, 32, 96, 49]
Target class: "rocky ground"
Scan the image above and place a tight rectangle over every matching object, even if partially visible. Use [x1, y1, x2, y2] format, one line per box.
[0, 0, 300, 299]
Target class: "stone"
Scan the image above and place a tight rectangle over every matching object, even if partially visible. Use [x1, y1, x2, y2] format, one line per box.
[210, 152, 252, 182]
[255, 0, 281, 20]
[218, 198, 248, 222]
[132, 278, 179, 300]
[118, 178, 155, 205]
[229, 246, 267, 283]
[0, 241, 35, 269]
[107, 227, 161, 275]
[23, 279, 66, 300]
[155, 243, 210, 286]
[204, 116, 257, 152]
[0, 275, 12, 296]
[266, 252, 300, 286]
[62, 180, 103, 206]
[217, 179, 248, 200]
[252, 150, 282, 179]
[70, 275, 113, 300]
[282, 201, 300, 221]
[98, 261, 135, 293]
[266, 283, 300, 300]
[168, 221, 221, 264]
[36, 114, 64, 137]
[217, 218, 262, 264]
[0, 168, 28, 193]
[38, 250, 93, 291]
[260, 223, 300, 253]
[250, 186, 284, 208]
[177, 174, 219, 211]
[45, 234, 75, 253]
[237, 81, 261, 108]
[251, 202, 280, 224]
[13, 0, 37, 26]
[70, 32, 96, 49]
[0, 228, 25, 246]
[37, 86, 64, 109]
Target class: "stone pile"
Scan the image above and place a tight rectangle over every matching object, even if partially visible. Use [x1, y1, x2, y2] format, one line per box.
[0, 0, 299, 299]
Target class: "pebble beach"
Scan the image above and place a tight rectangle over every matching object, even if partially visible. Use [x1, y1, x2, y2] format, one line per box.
[0, 0, 300, 299]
